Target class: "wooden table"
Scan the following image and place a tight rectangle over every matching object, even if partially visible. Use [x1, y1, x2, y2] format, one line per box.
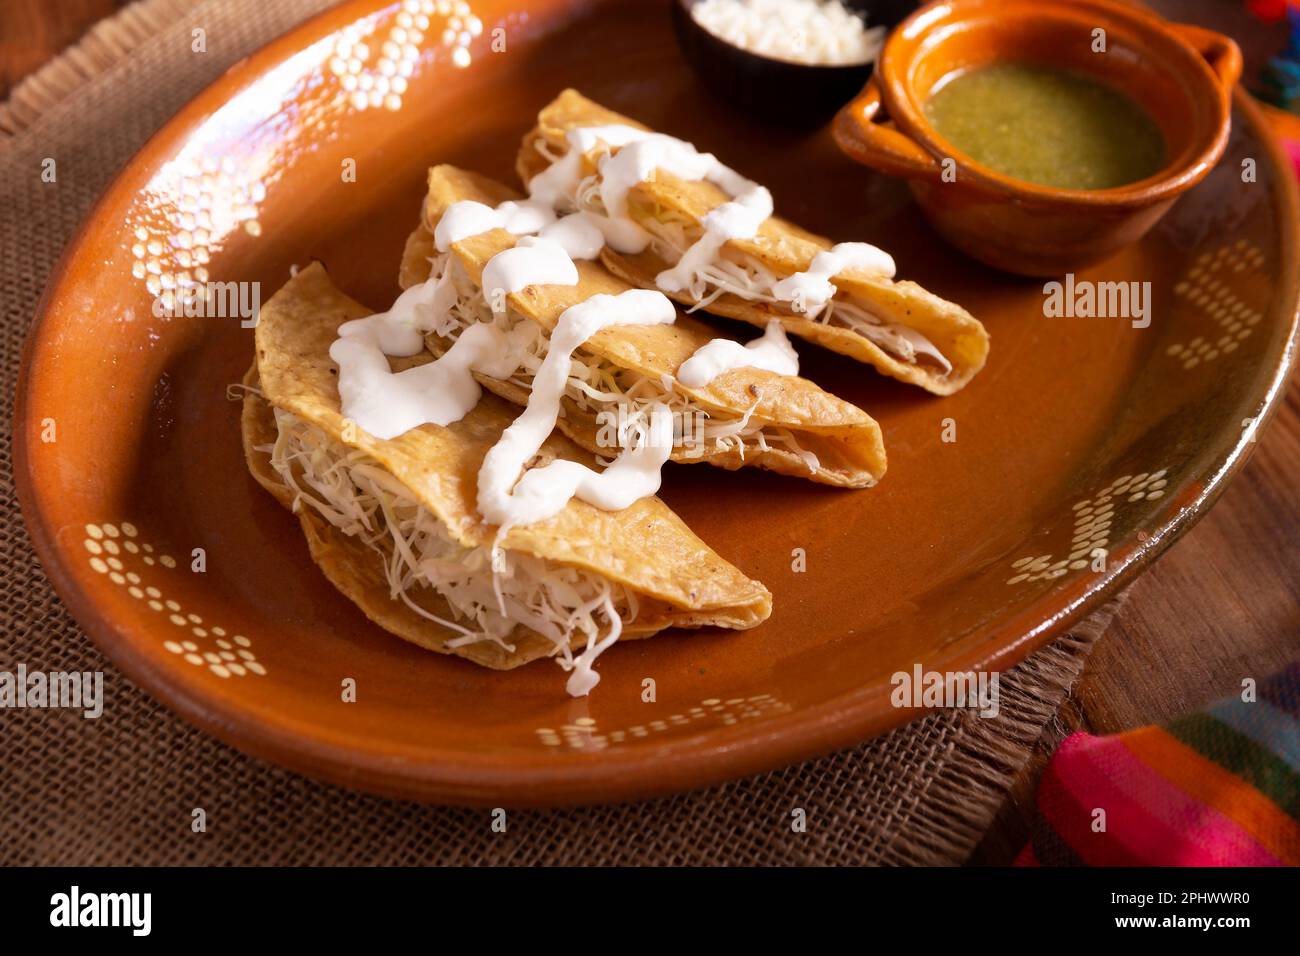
[4, 0, 1297, 865]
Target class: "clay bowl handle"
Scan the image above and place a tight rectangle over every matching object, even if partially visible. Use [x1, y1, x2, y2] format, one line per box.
[1170, 22, 1243, 91]
[833, 74, 942, 182]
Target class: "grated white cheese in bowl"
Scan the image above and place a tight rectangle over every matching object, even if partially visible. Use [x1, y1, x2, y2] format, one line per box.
[691, 0, 886, 67]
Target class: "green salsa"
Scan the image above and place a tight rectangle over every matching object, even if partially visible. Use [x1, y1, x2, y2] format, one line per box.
[923, 63, 1166, 191]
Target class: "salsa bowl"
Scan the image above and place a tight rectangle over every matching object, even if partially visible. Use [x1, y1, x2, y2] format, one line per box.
[834, 0, 1243, 276]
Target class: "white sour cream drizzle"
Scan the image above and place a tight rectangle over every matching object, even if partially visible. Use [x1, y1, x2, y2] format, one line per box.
[329, 272, 536, 441]
[678, 319, 799, 387]
[331, 319, 535, 441]
[436, 199, 610, 263]
[433, 199, 556, 251]
[771, 242, 896, 312]
[657, 186, 773, 294]
[526, 125, 778, 294]
[527, 124, 945, 369]
[480, 236, 579, 308]
[478, 291, 677, 529]
[537, 212, 607, 260]
[528, 125, 654, 254]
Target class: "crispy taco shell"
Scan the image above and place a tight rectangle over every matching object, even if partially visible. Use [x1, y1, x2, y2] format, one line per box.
[517, 89, 989, 396]
[402, 164, 887, 488]
[242, 263, 771, 669]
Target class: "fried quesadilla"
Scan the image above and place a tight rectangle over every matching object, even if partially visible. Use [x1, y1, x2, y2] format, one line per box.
[516, 89, 990, 396]
[398, 164, 888, 488]
[242, 262, 771, 693]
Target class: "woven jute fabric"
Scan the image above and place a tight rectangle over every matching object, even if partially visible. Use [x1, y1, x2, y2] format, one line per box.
[0, 0, 1115, 865]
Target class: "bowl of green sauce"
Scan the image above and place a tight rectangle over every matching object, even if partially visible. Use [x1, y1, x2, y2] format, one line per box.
[832, 0, 1242, 276]
[924, 62, 1167, 192]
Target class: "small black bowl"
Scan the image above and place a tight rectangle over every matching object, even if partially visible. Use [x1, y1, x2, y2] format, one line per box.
[671, 0, 917, 127]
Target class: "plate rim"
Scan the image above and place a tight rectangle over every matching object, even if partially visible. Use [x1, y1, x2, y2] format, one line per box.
[12, 0, 1300, 805]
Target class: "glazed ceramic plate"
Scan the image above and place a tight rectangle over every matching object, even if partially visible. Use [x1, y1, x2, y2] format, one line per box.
[15, 0, 1299, 805]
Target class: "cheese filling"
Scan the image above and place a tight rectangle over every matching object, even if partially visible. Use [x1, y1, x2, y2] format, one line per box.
[541, 139, 953, 375]
[427, 253, 823, 472]
[638, 212, 953, 374]
[265, 408, 639, 693]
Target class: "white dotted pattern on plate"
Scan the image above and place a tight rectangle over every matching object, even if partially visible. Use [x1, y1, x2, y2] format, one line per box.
[1007, 471, 1169, 585]
[129, 166, 263, 303]
[534, 694, 791, 751]
[127, 0, 481, 301]
[83, 523, 267, 679]
[329, 0, 483, 112]
[1168, 240, 1265, 370]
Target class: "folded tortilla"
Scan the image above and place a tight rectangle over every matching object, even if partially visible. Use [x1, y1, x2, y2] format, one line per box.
[242, 262, 771, 674]
[517, 89, 990, 396]
[400, 164, 888, 488]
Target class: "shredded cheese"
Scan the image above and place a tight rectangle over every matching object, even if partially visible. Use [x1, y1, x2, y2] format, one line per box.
[691, 0, 885, 67]
[263, 409, 638, 689]
[428, 252, 824, 470]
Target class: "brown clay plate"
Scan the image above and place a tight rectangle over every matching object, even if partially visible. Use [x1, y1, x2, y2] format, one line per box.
[14, 0, 1300, 805]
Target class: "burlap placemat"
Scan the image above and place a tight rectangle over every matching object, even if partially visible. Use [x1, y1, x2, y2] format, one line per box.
[0, 0, 1116, 865]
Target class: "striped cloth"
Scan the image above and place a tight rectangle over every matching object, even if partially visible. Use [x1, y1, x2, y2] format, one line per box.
[1018, 663, 1300, 865]
[1285, 135, 1300, 178]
